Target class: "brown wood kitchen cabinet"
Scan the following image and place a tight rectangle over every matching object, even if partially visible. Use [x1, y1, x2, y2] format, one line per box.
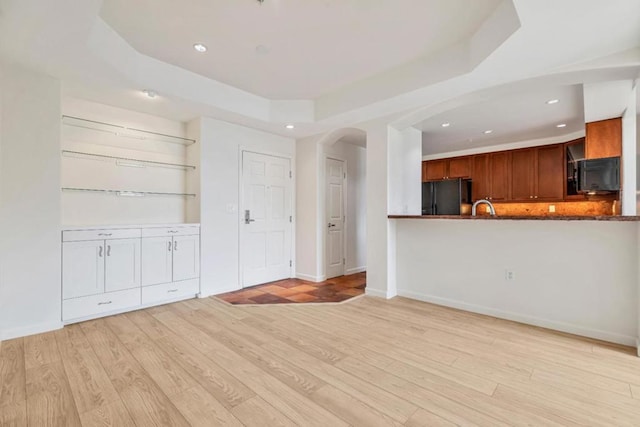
[585, 117, 622, 159]
[489, 152, 509, 201]
[535, 144, 564, 200]
[509, 144, 564, 201]
[471, 153, 508, 201]
[422, 157, 471, 181]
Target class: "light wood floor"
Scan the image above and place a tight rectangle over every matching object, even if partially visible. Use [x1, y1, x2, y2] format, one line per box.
[1, 296, 640, 426]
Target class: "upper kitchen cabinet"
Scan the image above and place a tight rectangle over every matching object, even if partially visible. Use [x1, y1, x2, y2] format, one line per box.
[585, 118, 622, 159]
[423, 159, 447, 181]
[510, 145, 564, 201]
[471, 154, 489, 201]
[489, 152, 510, 201]
[422, 157, 472, 181]
[471, 152, 509, 201]
[535, 144, 564, 200]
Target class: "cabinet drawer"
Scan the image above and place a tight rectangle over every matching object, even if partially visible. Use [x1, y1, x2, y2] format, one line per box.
[63, 288, 140, 321]
[141, 279, 199, 306]
[142, 226, 200, 238]
[63, 229, 141, 242]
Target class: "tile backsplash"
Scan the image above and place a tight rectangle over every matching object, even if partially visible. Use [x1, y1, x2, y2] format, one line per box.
[473, 200, 617, 217]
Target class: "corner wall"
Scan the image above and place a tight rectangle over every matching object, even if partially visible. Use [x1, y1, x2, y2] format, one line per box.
[0, 63, 62, 340]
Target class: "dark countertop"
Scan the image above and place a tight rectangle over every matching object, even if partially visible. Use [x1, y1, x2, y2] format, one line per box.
[388, 215, 640, 221]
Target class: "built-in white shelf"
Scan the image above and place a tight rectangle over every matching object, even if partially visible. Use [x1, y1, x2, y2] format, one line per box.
[62, 187, 196, 198]
[62, 150, 196, 171]
[62, 115, 196, 146]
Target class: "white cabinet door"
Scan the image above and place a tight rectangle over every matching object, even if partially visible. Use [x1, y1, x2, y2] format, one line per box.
[141, 237, 173, 286]
[63, 240, 105, 299]
[172, 235, 200, 282]
[105, 238, 141, 293]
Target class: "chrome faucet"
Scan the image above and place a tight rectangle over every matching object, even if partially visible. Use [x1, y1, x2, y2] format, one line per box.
[472, 199, 496, 216]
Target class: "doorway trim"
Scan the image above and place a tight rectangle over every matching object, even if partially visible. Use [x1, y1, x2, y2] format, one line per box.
[238, 147, 295, 289]
[323, 154, 348, 280]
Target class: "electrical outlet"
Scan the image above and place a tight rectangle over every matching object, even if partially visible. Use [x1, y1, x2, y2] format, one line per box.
[505, 269, 515, 280]
[549, 205, 556, 213]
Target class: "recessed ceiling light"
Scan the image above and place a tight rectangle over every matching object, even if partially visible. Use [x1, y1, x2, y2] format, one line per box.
[441, 123, 451, 128]
[484, 130, 493, 134]
[285, 124, 295, 129]
[556, 123, 567, 128]
[546, 99, 559, 105]
[193, 43, 208, 53]
[255, 45, 269, 55]
[142, 89, 157, 99]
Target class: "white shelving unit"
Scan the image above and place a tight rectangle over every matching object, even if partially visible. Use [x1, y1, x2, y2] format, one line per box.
[61, 113, 197, 225]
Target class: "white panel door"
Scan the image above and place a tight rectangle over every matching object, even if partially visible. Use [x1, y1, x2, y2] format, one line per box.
[241, 151, 292, 287]
[141, 237, 173, 286]
[326, 158, 345, 279]
[62, 240, 105, 299]
[105, 238, 141, 293]
[172, 235, 200, 282]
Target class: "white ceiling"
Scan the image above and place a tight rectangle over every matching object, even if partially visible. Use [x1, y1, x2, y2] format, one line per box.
[100, 0, 501, 99]
[419, 85, 587, 155]
[0, 0, 639, 139]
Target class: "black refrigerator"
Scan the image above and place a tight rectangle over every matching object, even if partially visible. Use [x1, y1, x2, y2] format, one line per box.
[422, 179, 471, 215]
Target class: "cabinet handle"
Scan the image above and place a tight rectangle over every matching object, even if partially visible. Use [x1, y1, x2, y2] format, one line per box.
[168, 241, 172, 251]
[167, 289, 178, 293]
[530, 196, 533, 199]
[106, 245, 111, 257]
[174, 241, 178, 251]
[168, 230, 178, 234]
[98, 233, 112, 237]
[98, 301, 112, 305]
[534, 196, 538, 199]
[98, 246, 103, 257]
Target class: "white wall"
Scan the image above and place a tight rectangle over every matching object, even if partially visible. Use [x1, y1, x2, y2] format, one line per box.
[188, 118, 295, 296]
[388, 127, 421, 215]
[323, 140, 367, 275]
[621, 84, 637, 215]
[363, 123, 392, 298]
[394, 219, 638, 345]
[61, 98, 189, 225]
[295, 136, 321, 281]
[0, 63, 62, 340]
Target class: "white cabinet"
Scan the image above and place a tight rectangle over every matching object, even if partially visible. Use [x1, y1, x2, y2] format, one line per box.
[62, 224, 200, 324]
[142, 231, 200, 285]
[62, 240, 105, 299]
[105, 238, 141, 292]
[141, 237, 173, 286]
[172, 235, 200, 282]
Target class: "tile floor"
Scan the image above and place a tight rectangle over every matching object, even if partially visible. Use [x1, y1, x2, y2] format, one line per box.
[217, 272, 366, 305]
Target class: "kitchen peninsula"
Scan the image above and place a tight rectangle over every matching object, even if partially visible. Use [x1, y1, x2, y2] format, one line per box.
[388, 117, 639, 348]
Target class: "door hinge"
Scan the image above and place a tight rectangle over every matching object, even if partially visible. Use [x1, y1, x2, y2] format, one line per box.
[343, 258, 346, 265]
[289, 260, 292, 267]
[344, 172, 346, 179]
[289, 171, 292, 178]
[289, 215, 292, 223]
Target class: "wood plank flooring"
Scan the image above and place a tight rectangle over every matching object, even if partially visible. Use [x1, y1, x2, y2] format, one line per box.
[1, 295, 640, 426]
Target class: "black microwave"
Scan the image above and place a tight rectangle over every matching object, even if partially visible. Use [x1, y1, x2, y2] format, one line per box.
[577, 157, 620, 194]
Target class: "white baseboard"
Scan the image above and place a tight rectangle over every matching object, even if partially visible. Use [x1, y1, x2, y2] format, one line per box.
[295, 273, 326, 283]
[365, 288, 390, 299]
[398, 290, 636, 347]
[346, 266, 366, 275]
[1, 321, 63, 341]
